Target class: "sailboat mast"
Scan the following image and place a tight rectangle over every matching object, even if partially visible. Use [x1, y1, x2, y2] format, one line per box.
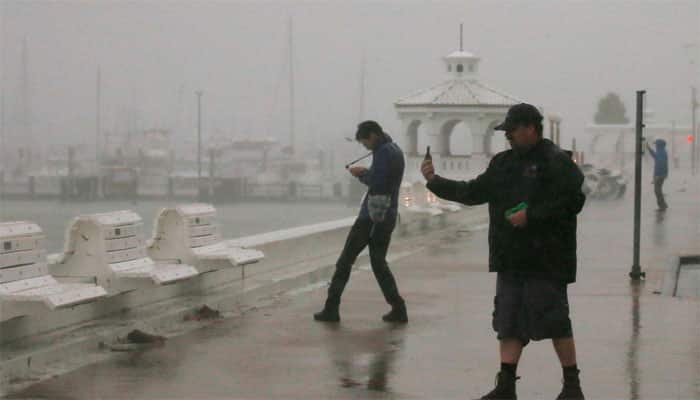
[0, 0, 4, 170]
[288, 16, 295, 156]
[358, 51, 366, 122]
[96, 66, 102, 165]
[1, 89, 5, 170]
[21, 36, 31, 156]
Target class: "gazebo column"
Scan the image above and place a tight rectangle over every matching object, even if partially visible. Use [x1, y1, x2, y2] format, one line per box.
[400, 119, 419, 156]
[470, 119, 491, 155]
[441, 130, 451, 156]
[425, 118, 446, 156]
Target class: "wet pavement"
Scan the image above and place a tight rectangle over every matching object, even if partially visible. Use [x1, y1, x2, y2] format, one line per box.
[5, 174, 700, 399]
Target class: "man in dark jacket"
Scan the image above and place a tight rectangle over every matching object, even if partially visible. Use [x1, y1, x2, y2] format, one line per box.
[314, 120, 407, 324]
[646, 138, 668, 211]
[421, 104, 586, 400]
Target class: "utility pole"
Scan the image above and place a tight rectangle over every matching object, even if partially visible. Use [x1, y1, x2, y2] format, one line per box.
[630, 90, 646, 281]
[682, 42, 698, 174]
[692, 87, 697, 175]
[196, 91, 203, 200]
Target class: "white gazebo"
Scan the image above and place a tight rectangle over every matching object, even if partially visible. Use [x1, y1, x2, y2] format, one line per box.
[395, 40, 525, 180]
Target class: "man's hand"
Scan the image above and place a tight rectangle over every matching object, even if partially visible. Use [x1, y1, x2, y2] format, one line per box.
[421, 159, 435, 182]
[348, 166, 367, 177]
[507, 209, 527, 228]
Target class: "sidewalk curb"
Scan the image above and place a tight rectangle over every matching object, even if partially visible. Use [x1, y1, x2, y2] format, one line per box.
[662, 253, 700, 297]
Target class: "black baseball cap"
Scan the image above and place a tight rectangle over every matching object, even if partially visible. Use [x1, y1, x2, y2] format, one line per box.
[494, 103, 543, 131]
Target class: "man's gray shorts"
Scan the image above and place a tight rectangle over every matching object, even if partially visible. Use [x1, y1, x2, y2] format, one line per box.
[492, 272, 573, 346]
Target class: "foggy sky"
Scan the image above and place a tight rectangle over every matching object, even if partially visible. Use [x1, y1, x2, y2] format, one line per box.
[1, 0, 698, 158]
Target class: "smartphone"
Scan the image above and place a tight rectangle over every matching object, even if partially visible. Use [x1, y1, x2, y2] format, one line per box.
[424, 146, 432, 161]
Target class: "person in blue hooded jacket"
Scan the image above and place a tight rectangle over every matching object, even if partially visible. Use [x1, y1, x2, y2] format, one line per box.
[314, 120, 407, 324]
[646, 138, 668, 211]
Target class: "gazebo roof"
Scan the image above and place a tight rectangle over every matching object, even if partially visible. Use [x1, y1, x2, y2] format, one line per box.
[444, 50, 479, 59]
[395, 79, 522, 107]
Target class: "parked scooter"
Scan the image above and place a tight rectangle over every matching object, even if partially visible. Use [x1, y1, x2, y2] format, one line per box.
[580, 163, 627, 200]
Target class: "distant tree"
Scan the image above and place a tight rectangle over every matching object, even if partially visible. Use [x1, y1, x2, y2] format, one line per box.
[594, 92, 629, 124]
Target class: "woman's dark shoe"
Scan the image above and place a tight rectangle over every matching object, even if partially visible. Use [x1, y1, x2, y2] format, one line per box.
[313, 308, 340, 323]
[382, 303, 408, 323]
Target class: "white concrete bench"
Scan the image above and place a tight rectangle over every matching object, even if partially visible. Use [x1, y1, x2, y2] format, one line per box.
[49, 210, 199, 295]
[0, 221, 108, 321]
[148, 204, 264, 276]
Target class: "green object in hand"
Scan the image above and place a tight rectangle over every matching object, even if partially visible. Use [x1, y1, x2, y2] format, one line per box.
[505, 202, 528, 218]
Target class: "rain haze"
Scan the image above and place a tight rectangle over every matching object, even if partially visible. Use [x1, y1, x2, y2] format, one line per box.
[1, 1, 698, 152]
[1, 2, 700, 400]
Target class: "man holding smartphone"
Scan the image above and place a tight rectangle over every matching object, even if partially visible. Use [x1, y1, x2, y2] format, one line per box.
[421, 104, 586, 400]
[314, 120, 408, 324]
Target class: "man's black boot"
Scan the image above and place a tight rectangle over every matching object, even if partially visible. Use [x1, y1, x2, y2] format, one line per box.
[476, 371, 519, 400]
[556, 368, 584, 400]
[382, 302, 407, 323]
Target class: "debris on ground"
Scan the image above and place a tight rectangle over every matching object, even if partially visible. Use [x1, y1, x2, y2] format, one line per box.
[102, 329, 166, 352]
[183, 305, 221, 321]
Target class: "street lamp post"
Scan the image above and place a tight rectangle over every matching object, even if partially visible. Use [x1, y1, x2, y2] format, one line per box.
[630, 90, 646, 281]
[549, 118, 555, 142]
[548, 115, 561, 146]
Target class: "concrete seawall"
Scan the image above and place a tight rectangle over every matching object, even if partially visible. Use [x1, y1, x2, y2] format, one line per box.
[0, 205, 488, 394]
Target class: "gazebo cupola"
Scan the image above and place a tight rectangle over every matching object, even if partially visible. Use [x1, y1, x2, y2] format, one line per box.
[444, 50, 480, 81]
